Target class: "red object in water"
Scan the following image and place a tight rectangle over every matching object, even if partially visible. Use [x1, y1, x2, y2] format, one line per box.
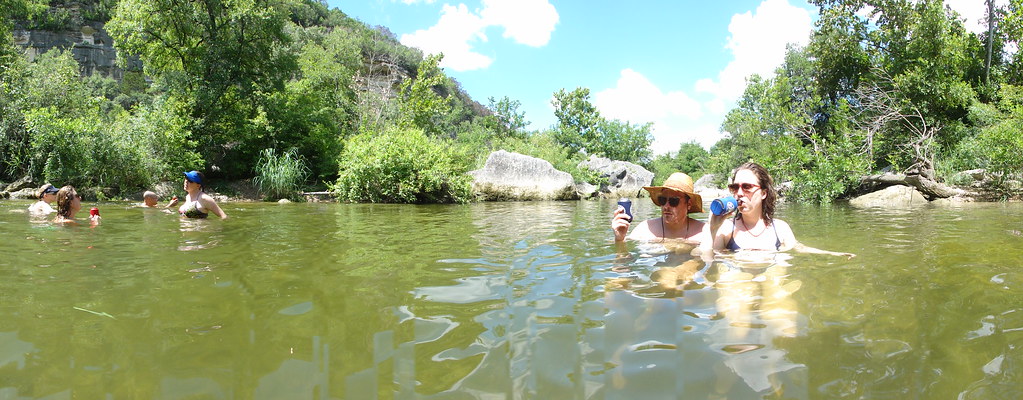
[90, 207, 99, 217]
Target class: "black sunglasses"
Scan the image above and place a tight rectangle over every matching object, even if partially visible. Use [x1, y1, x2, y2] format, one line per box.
[728, 183, 760, 193]
[656, 196, 686, 207]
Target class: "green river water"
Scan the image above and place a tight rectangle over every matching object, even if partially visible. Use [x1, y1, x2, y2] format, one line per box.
[1, 198, 1021, 399]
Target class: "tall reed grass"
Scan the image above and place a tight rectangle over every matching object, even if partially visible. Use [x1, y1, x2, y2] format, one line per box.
[254, 148, 309, 200]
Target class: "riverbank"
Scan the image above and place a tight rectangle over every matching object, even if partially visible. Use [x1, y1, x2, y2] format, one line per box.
[2, 171, 1019, 205]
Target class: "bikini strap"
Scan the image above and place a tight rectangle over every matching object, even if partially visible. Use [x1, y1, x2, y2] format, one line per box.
[773, 222, 780, 250]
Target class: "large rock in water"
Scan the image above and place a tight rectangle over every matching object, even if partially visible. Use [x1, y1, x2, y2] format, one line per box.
[577, 155, 654, 198]
[694, 174, 729, 203]
[469, 151, 578, 201]
[850, 185, 928, 208]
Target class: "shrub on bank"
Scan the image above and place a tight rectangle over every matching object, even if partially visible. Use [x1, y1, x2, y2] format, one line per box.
[331, 127, 473, 203]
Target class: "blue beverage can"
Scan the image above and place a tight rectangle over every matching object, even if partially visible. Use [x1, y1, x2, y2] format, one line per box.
[617, 198, 633, 221]
[710, 196, 738, 216]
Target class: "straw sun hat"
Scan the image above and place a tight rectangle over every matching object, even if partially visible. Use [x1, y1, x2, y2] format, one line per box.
[642, 172, 704, 213]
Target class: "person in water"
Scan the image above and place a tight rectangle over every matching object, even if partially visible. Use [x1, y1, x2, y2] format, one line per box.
[612, 172, 708, 243]
[142, 191, 178, 208]
[178, 171, 227, 219]
[53, 185, 100, 226]
[709, 162, 854, 258]
[28, 184, 59, 214]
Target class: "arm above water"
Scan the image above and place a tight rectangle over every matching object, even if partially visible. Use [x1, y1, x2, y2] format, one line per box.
[775, 219, 855, 259]
[706, 213, 734, 253]
[201, 194, 228, 220]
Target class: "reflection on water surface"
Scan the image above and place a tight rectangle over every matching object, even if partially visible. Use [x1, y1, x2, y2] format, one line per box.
[1, 199, 1022, 399]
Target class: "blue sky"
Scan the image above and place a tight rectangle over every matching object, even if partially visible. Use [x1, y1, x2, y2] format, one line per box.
[328, 0, 992, 154]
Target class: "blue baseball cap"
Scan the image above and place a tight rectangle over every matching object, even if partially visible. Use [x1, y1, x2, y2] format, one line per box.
[184, 171, 203, 185]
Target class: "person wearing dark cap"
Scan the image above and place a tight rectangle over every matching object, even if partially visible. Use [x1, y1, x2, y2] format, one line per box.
[28, 184, 60, 214]
[177, 170, 227, 219]
[611, 172, 708, 244]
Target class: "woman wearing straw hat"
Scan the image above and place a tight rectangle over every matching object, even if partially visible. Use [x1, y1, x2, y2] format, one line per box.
[612, 172, 708, 243]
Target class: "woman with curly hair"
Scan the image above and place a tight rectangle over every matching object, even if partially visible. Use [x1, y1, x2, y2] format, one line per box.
[710, 162, 853, 258]
[53, 185, 100, 226]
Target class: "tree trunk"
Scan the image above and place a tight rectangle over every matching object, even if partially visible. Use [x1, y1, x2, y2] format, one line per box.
[861, 172, 964, 199]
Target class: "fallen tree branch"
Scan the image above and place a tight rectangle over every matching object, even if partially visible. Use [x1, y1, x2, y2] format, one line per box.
[860, 172, 964, 199]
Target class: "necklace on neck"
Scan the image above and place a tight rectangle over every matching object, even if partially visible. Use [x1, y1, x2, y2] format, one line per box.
[739, 216, 768, 237]
[660, 216, 691, 242]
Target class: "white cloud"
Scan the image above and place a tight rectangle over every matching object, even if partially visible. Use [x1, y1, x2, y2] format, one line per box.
[696, 0, 813, 102]
[480, 0, 559, 47]
[946, 0, 1005, 34]
[400, 4, 492, 71]
[651, 122, 724, 153]
[594, 69, 702, 123]
[594, 0, 814, 155]
[399, 0, 558, 71]
[593, 69, 722, 154]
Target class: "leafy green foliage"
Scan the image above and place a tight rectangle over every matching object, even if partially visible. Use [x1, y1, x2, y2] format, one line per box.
[398, 54, 451, 136]
[486, 96, 529, 136]
[109, 96, 203, 181]
[650, 142, 709, 184]
[254, 148, 310, 200]
[24, 105, 171, 191]
[954, 85, 1023, 190]
[331, 127, 473, 203]
[552, 87, 601, 155]
[107, 0, 296, 177]
[788, 133, 869, 203]
[551, 87, 653, 164]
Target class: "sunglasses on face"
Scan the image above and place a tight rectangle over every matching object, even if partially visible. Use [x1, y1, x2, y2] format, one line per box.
[656, 196, 686, 207]
[728, 183, 760, 193]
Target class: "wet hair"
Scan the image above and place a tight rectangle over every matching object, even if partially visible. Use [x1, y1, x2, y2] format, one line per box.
[55, 185, 78, 219]
[732, 162, 777, 224]
[143, 191, 158, 200]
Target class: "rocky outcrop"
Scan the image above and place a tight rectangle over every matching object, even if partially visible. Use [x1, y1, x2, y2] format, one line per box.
[694, 174, 728, 202]
[469, 151, 577, 201]
[574, 182, 598, 199]
[577, 155, 654, 199]
[849, 185, 928, 208]
[3, 176, 34, 195]
[13, 23, 142, 79]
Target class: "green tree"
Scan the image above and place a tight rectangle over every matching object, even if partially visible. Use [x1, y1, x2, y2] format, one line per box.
[107, 0, 296, 176]
[550, 87, 653, 163]
[398, 53, 450, 136]
[551, 87, 601, 154]
[262, 26, 360, 181]
[590, 119, 654, 164]
[486, 95, 529, 136]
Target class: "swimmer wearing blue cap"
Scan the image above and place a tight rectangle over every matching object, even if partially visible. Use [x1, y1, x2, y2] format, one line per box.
[178, 170, 228, 219]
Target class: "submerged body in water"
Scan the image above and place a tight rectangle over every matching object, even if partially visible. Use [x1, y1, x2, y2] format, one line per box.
[605, 239, 807, 398]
